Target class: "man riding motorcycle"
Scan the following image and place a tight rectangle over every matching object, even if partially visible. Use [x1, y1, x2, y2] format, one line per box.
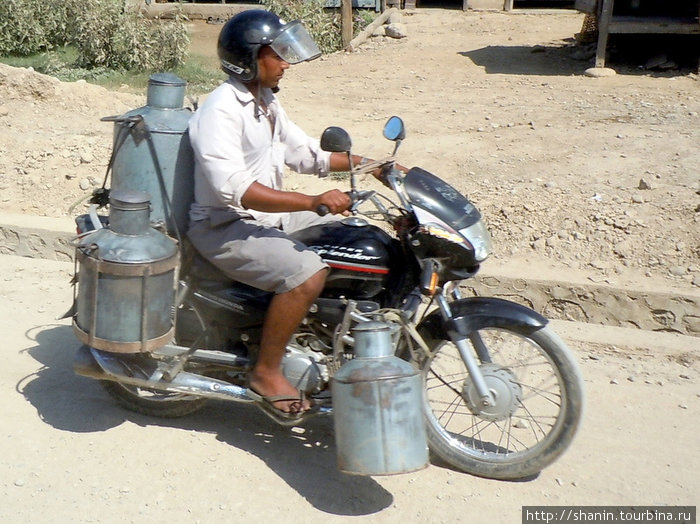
[187, 10, 395, 419]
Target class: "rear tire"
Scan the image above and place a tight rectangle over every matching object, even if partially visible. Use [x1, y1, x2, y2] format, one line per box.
[418, 324, 584, 480]
[101, 380, 207, 418]
[100, 298, 210, 418]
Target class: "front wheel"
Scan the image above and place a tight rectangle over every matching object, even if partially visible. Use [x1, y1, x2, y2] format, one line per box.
[418, 324, 584, 480]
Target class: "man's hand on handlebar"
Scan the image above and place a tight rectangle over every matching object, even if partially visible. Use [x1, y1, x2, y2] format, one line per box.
[312, 189, 352, 216]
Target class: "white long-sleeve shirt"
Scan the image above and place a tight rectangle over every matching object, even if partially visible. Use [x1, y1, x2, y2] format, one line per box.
[188, 77, 332, 228]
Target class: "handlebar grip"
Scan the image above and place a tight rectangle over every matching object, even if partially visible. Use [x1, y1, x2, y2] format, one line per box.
[316, 204, 330, 216]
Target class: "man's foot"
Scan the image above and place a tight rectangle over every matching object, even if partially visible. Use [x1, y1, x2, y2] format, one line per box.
[246, 388, 309, 422]
[247, 372, 313, 415]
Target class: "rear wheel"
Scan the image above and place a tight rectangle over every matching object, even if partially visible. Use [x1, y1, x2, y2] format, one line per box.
[418, 324, 584, 480]
[101, 380, 207, 418]
[100, 298, 209, 418]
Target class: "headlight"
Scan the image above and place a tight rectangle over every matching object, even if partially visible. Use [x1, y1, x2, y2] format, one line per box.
[459, 220, 492, 262]
[419, 224, 465, 245]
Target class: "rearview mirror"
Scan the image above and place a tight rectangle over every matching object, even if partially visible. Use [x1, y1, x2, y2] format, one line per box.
[383, 116, 405, 142]
[320, 126, 352, 152]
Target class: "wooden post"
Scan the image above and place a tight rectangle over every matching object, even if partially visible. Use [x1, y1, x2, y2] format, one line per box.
[341, 0, 353, 49]
[595, 0, 614, 68]
[347, 7, 398, 51]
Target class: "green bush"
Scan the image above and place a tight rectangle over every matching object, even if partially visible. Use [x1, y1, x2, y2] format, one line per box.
[73, 0, 189, 70]
[0, 0, 189, 71]
[0, 0, 49, 56]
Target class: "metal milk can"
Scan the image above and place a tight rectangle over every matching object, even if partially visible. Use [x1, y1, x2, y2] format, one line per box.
[332, 321, 429, 475]
[108, 72, 194, 236]
[73, 190, 179, 353]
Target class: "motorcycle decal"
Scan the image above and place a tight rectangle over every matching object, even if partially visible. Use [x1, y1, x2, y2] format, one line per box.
[326, 261, 389, 274]
[308, 244, 382, 262]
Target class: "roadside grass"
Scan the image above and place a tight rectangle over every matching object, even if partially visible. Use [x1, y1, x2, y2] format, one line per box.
[0, 38, 225, 95]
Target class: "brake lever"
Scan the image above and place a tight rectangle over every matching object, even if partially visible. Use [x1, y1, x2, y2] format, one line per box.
[348, 190, 375, 212]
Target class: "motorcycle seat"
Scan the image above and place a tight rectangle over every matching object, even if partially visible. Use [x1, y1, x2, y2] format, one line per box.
[184, 244, 274, 307]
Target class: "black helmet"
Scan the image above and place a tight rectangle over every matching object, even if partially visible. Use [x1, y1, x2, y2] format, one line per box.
[217, 10, 321, 82]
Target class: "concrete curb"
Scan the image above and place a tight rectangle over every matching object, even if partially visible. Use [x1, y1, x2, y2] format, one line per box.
[1, 211, 698, 337]
[0, 213, 75, 263]
[464, 262, 700, 337]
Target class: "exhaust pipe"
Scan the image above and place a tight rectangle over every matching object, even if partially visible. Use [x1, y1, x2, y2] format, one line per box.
[74, 345, 253, 403]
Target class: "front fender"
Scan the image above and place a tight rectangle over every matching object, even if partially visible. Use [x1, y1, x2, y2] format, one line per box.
[418, 296, 548, 339]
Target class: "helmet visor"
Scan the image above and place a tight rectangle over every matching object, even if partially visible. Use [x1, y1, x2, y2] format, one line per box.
[270, 21, 321, 64]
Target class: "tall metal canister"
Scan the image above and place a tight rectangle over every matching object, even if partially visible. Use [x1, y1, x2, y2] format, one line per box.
[108, 73, 194, 236]
[73, 190, 179, 353]
[332, 321, 429, 475]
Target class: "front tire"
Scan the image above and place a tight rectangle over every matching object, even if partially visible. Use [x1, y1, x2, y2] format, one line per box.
[418, 324, 584, 480]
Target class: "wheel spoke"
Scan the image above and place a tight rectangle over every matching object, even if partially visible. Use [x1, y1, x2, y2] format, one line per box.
[516, 397, 551, 440]
[516, 379, 562, 407]
[422, 326, 579, 471]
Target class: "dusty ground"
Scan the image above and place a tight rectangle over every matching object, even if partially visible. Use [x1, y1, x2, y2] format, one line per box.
[0, 7, 698, 523]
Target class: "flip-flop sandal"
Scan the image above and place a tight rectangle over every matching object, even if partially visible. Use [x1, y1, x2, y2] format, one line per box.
[246, 388, 314, 425]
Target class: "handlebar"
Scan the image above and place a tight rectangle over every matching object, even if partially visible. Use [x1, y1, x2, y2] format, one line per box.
[316, 204, 331, 216]
[316, 190, 376, 216]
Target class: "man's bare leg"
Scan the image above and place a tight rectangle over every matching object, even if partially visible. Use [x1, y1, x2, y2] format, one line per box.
[247, 269, 327, 413]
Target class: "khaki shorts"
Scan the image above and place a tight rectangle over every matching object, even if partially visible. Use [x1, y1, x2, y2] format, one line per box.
[187, 210, 337, 294]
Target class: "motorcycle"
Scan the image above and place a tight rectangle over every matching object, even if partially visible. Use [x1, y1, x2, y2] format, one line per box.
[71, 106, 583, 480]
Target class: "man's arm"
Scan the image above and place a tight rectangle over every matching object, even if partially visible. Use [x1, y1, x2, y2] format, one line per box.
[241, 182, 351, 215]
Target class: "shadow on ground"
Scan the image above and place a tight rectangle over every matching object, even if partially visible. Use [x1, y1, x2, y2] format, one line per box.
[460, 42, 585, 76]
[462, 35, 699, 77]
[17, 323, 393, 516]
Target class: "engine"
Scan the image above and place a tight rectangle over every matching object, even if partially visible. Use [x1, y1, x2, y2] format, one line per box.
[282, 336, 331, 394]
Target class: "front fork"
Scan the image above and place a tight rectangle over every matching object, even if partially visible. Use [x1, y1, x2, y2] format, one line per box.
[435, 288, 496, 408]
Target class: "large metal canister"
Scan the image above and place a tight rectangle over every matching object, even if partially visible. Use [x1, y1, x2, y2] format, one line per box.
[73, 190, 179, 353]
[109, 73, 194, 236]
[332, 321, 429, 475]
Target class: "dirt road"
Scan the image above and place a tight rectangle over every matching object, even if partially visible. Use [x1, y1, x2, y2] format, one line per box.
[1, 254, 697, 523]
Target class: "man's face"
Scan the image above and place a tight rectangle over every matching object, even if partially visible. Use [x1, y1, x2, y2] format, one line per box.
[257, 46, 290, 89]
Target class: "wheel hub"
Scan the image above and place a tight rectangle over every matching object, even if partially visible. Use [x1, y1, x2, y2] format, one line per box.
[462, 364, 522, 422]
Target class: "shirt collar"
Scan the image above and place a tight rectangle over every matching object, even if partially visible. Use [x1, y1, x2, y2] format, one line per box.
[226, 77, 275, 108]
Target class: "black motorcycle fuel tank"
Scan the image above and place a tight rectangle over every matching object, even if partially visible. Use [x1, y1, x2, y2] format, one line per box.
[291, 219, 397, 300]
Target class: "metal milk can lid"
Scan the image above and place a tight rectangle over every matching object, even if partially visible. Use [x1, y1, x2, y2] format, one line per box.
[352, 321, 394, 358]
[148, 72, 186, 87]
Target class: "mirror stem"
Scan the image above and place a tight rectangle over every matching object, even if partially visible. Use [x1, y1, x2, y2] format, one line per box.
[348, 151, 357, 193]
